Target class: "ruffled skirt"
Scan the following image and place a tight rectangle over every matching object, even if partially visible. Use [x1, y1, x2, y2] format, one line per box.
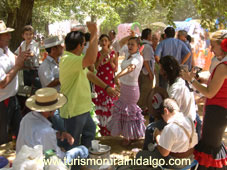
[194, 105, 227, 169]
[107, 84, 145, 140]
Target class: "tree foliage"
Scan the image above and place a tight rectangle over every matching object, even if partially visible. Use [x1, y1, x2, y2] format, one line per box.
[0, 0, 226, 50]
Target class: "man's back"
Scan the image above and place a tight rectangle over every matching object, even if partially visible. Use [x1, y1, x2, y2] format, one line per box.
[158, 112, 198, 153]
[16, 111, 65, 158]
[155, 38, 190, 63]
[167, 77, 196, 121]
[59, 51, 92, 119]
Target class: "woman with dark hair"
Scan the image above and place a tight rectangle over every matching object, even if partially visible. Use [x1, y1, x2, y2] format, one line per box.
[181, 30, 227, 170]
[159, 56, 197, 123]
[108, 37, 145, 145]
[93, 34, 118, 136]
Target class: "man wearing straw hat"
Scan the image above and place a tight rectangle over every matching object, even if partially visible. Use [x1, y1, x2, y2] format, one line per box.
[38, 36, 64, 92]
[16, 87, 89, 168]
[38, 36, 65, 132]
[0, 20, 30, 145]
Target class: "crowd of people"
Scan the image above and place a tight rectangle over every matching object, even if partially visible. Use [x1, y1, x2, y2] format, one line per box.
[0, 19, 226, 170]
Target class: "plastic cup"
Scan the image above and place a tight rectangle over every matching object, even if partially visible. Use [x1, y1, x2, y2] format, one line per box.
[91, 140, 100, 151]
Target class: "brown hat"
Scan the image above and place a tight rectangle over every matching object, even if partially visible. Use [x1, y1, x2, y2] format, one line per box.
[0, 20, 14, 34]
[26, 88, 67, 112]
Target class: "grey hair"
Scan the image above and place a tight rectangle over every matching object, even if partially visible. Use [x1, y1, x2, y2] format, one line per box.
[163, 98, 180, 113]
[178, 30, 188, 37]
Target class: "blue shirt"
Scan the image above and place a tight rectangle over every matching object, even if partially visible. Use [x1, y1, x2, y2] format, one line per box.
[155, 38, 190, 63]
[16, 111, 65, 159]
[183, 41, 192, 70]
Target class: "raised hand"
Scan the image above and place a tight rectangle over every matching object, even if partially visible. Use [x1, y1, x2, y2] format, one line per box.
[15, 50, 31, 69]
[86, 22, 97, 35]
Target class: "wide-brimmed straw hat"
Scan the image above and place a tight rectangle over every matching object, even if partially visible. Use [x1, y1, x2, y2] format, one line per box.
[41, 36, 63, 49]
[0, 20, 14, 34]
[26, 88, 67, 112]
[151, 93, 163, 109]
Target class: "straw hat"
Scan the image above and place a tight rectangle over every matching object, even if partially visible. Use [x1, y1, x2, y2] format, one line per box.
[151, 93, 163, 109]
[211, 30, 227, 40]
[42, 36, 63, 49]
[0, 20, 14, 34]
[26, 88, 67, 112]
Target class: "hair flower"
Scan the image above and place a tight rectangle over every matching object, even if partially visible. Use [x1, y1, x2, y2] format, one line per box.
[221, 39, 227, 52]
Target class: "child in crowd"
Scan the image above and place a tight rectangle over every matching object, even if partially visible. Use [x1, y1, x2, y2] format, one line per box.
[92, 34, 118, 136]
[108, 37, 145, 145]
[15, 25, 41, 89]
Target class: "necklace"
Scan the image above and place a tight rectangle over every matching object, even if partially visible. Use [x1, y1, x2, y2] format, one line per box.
[100, 50, 111, 65]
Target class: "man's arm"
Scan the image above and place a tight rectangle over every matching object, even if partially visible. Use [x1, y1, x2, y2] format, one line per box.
[143, 61, 154, 80]
[0, 52, 28, 89]
[181, 51, 191, 65]
[154, 43, 162, 63]
[87, 71, 119, 97]
[0, 66, 20, 89]
[142, 45, 154, 80]
[157, 145, 170, 157]
[82, 22, 98, 68]
[155, 55, 160, 63]
[181, 42, 191, 65]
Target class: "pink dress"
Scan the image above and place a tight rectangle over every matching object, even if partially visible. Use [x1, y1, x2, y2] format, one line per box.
[92, 51, 117, 136]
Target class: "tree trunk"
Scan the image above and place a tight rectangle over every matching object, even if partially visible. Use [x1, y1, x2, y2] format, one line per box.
[9, 0, 34, 52]
[6, 11, 16, 28]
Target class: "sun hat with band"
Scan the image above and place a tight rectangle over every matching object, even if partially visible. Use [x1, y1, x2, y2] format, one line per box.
[151, 93, 163, 110]
[26, 87, 67, 112]
[41, 36, 64, 49]
[0, 20, 14, 34]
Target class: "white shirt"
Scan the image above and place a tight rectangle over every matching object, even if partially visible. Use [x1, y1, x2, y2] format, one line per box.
[159, 112, 198, 153]
[167, 77, 196, 121]
[15, 40, 40, 67]
[141, 40, 155, 75]
[119, 45, 128, 56]
[16, 111, 65, 159]
[120, 52, 143, 86]
[38, 56, 60, 91]
[0, 48, 18, 102]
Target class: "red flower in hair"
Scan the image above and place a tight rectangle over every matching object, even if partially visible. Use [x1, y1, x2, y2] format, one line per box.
[221, 39, 227, 52]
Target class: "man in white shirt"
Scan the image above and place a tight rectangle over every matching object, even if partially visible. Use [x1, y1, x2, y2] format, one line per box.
[138, 28, 155, 114]
[38, 36, 63, 91]
[137, 98, 198, 169]
[0, 20, 29, 145]
[16, 88, 88, 169]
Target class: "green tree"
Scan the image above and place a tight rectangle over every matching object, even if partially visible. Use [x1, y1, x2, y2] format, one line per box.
[0, 0, 226, 51]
